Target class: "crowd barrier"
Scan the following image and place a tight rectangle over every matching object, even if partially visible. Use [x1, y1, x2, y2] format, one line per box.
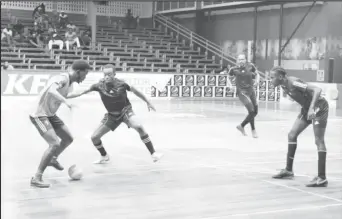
[1, 70, 282, 102]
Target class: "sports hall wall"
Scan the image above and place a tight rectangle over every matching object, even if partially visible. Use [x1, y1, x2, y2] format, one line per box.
[172, 2, 342, 83]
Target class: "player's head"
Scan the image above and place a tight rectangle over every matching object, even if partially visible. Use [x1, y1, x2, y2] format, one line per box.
[103, 64, 116, 85]
[71, 60, 91, 83]
[270, 66, 287, 86]
[237, 54, 247, 67]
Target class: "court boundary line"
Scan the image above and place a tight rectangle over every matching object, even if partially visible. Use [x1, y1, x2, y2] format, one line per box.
[201, 203, 342, 218]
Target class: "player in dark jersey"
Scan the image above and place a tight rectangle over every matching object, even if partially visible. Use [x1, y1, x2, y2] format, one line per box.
[270, 66, 329, 187]
[68, 64, 163, 163]
[228, 54, 260, 138]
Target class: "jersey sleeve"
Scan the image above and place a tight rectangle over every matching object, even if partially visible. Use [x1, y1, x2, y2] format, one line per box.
[250, 64, 257, 79]
[228, 67, 236, 76]
[292, 79, 308, 92]
[54, 75, 69, 90]
[124, 82, 131, 91]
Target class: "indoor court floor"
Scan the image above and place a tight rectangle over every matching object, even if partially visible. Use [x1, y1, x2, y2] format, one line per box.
[1, 98, 342, 219]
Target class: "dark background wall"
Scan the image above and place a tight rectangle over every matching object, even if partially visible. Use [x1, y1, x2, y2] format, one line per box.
[171, 2, 342, 82]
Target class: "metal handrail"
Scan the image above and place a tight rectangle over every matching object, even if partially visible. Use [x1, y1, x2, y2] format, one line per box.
[156, 14, 226, 53]
[154, 13, 266, 78]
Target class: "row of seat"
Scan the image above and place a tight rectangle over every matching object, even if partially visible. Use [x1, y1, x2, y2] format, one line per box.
[1, 16, 221, 73]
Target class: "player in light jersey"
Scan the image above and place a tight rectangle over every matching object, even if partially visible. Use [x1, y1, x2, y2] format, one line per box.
[227, 54, 260, 138]
[270, 66, 329, 187]
[29, 60, 91, 188]
[68, 64, 163, 164]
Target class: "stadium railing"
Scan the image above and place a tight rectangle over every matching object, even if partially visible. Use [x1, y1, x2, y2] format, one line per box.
[154, 13, 267, 78]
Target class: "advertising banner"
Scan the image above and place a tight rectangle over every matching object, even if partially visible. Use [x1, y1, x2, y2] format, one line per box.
[1, 71, 284, 103]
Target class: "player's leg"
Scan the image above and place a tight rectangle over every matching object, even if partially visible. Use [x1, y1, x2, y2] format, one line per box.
[91, 113, 117, 164]
[249, 90, 259, 138]
[29, 116, 61, 188]
[306, 102, 329, 187]
[273, 113, 310, 179]
[124, 111, 163, 162]
[52, 116, 74, 170]
[237, 91, 255, 136]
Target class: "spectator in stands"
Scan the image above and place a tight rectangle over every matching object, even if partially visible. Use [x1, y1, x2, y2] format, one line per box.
[118, 20, 123, 32]
[59, 11, 69, 29]
[13, 20, 24, 39]
[33, 4, 48, 29]
[65, 27, 80, 51]
[48, 28, 64, 50]
[135, 16, 140, 29]
[2, 62, 14, 70]
[112, 21, 118, 30]
[29, 25, 44, 48]
[125, 9, 134, 28]
[219, 64, 231, 74]
[1, 24, 14, 47]
[80, 29, 92, 47]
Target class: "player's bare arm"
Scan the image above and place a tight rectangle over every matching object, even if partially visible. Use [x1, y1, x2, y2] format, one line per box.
[68, 87, 93, 99]
[306, 84, 322, 120]
[227, 67, 235, 88]
[130, 85, 156, 111]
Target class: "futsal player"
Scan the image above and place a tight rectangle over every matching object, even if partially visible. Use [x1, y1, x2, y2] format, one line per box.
[68, 64, 163, 164]
[227, 54, 260, 138]
[270, 66, 328, 187]
[29, 60, 91, 188]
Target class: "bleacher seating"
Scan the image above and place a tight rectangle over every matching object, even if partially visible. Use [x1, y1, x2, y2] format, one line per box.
[1, 9, 221, 73]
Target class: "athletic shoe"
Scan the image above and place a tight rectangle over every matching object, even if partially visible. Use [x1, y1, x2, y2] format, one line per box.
[237, 125, 247, 136]
[30, 177, 50, 188]
[48, 157, 64, 171]
[306, 176, 328, 187]
[93, 154, 110, 164]
[251, 130, 258, 138]
[272, 169, 294, 179]
[152, 152, 164, 162]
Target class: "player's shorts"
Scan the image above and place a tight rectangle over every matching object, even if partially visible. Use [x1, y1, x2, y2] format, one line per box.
[29, 115, 65, 135]
[101, 105, 135, 131]
[237, 89, 257, 111]
[298, 98, 329, 128]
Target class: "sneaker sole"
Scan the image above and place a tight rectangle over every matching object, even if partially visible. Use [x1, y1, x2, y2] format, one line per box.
[272, 175, 294, 179]
[236, 127, 247, 136]
[30, 183, 50, 188]
[153, 154, 164, 163]
[306, 182, 328, 187]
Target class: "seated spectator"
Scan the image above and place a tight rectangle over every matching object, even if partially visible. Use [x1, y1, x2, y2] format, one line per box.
[28, 25, 44, 48]
[65, 27, 80, 51]
[1, 24, 14, 47]
[1, 61, 14, 70]
[135, 16, 140, 29]
[80, 29, 92, 47]
[59, 11, 68, 29]
[112, 21, 118, 30]
[13, 20, 24, 39]
[48, 28, 64, 50]
[118, 20, 123, 32]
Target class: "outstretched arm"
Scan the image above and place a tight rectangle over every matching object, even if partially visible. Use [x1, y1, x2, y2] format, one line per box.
[67, 84, 96, 99]
[130, 85, 156, 111]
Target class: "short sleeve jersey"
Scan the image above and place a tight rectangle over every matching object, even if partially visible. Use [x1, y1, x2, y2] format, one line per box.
[281, 76, 323, 112]
[31, 73, 72, 117]
[229, 63, 257, 90]
[90, 78, 131, 113]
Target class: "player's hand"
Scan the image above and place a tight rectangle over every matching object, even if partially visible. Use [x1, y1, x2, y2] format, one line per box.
[65, 102, 75, 110]
[147, 103, 156, 112]
[307, 108, 316, 120]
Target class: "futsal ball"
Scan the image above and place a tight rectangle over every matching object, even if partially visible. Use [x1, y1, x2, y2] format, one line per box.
[68, 164, 83, 180]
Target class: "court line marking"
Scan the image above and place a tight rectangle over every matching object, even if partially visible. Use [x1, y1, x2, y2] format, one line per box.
[164, 150, 342, 203]
[202, 203, 342, 218]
